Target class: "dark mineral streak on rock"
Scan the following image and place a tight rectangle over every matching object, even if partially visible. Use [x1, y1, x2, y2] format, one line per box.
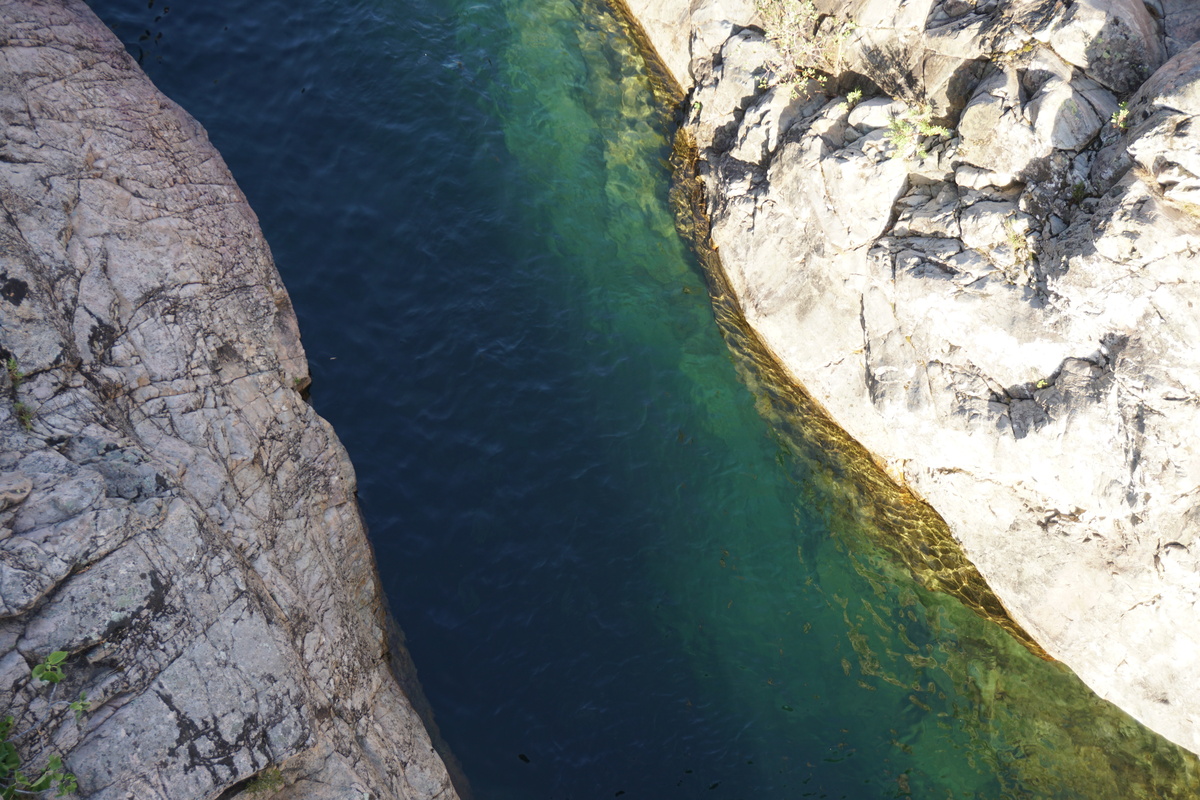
[0, 1, 461, 798]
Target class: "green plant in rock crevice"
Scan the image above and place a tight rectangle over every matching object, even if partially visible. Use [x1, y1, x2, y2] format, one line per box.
[1, 652, 86, 799]
[12, 403, 33, 432]
[884, 104, 951, 160]
[5, 358, 22, 390]
[0, 724, 77, 800]
[1071, 180, 1089, 205]
[30, 654, 66, 687]
[66, 695, 89, 726]
[244, 768, 286, 795]
[836, 87, 864, 112]
[1111, 100, 1130, 132]
[6, 357, 33, 432]
[1003, 215, 1034, 267]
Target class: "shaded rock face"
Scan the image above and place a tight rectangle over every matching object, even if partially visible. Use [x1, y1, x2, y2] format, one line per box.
[626, 0, 1200, 758]
[0, 1, 459, 798]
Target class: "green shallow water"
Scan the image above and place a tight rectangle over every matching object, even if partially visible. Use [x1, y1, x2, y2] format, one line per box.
[472, 0, 1200, 795]
[87, 0, 1200, 795]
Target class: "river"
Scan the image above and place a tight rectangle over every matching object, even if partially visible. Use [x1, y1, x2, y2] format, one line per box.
[86, 0, 1200, 796]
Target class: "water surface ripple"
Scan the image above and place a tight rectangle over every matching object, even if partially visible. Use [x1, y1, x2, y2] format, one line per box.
[86, 0, 1200, 797]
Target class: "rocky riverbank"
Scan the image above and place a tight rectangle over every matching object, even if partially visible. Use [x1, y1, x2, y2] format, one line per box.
[0, 1, 460, 797]
[626, 0, 1200, 757]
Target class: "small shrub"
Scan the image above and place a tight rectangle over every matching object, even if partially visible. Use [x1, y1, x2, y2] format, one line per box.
[1003, 216, 1034, 268]
[1111, 101, 1130, 131]
[68, 694, 90, 724]
[755, 0, 855, 94]
[884, 105, 951, 159]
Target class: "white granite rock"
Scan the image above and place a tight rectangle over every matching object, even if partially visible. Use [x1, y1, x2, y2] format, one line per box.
[624, 0, 1200, 761]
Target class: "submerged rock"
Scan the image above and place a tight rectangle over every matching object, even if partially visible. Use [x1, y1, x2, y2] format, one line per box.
[0, 1, 459, 798]
[627, 0, 1200, 759]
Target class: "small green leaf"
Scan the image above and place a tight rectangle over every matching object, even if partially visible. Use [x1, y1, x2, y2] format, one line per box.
[27, 771, 53, 792]
[47, 651, 68, 665]
[32, 662, 63, 683]
[1, 741, 19, 772]
[57, 773, 79, 797]
[70, 692, 92, 722]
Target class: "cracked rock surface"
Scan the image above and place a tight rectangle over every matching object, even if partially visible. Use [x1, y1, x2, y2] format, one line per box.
[0, 1, 459, 798]
[627, 0, 1200, 757]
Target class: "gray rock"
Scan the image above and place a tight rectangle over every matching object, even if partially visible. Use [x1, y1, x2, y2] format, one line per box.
[0, 473, 32, 511]
[1123, 45, 1200, 206]
[1028, 79, 1102, 150]
[957, 200, 1035, 268]
[846, 96, 904, 129]
[690, 29, 778, 153]
[955, 164, 1017, 190]
[730, 85, 809, 163]
[958, 68, 1044, 175]
[1035, 0, 1164, 93]
[1073, 75, 1121, 122]
[1160, 0, 1200, 57]
[958, 54, 1108, 178]
[0, 2, 458, 799]
[1135, 40, 1200, 115]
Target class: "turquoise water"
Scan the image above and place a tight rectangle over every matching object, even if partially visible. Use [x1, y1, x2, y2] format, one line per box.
[87, 0, 1200, 797]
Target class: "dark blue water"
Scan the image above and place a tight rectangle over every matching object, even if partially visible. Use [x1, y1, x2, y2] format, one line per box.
[86, 0, 1200, 797]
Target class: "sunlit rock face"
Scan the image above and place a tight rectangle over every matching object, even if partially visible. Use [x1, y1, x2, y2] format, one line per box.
[626, 0, 1200, 758]
[0, 2, 458, 797]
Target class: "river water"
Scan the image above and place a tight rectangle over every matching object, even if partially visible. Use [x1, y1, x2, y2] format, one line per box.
[86, 0, 1200, 797]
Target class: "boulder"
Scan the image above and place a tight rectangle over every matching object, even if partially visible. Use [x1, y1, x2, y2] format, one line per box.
[957, 51, 1114, 177]
[1036, 0, 1164, 93]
